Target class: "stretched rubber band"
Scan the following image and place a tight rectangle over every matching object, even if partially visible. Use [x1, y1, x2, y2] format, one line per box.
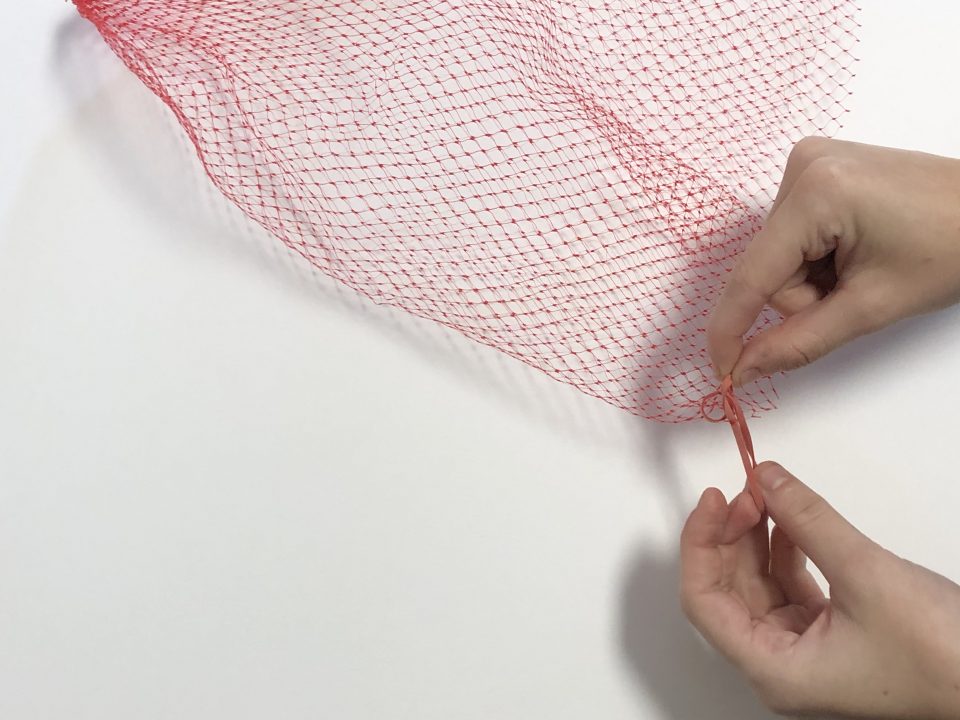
[700, 376, 764, 512]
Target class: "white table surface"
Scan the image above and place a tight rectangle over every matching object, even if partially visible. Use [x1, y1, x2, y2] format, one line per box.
[3, 3, 960, 718]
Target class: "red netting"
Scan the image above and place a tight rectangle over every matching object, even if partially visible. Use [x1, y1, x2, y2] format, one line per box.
[73, 0, 858, 421]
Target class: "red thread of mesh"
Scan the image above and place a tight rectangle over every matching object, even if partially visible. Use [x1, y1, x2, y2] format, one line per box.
[73, 0, 858, 421]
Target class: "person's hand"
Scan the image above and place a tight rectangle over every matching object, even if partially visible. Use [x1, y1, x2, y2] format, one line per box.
[708, 138, 960, 385]
[680, 462, 960, 718]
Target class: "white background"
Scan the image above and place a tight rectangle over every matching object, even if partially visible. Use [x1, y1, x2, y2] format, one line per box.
[2, 3, 960, 719]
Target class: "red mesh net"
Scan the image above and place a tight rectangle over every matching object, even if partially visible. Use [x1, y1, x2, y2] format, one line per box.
[73, 0, 858, 421]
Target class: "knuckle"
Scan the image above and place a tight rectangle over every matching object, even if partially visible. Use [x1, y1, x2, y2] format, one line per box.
[746, 328, 827, 374]
[783, 328, 831, 369]
[730, 253, 771, 298]
[844, 544, 887, 587]
[787, 135, 831, 168]
[848, 286, 895, 335]
[796, 155, 854, 199]
[781, 482, 830, 530]
[817, 218, 847, 249]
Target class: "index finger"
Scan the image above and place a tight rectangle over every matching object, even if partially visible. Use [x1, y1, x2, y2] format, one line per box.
[707, 197, 809, 378]
[680, 489, 755, 665]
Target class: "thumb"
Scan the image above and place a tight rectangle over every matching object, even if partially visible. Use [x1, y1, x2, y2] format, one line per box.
[752, 462, 872, 584]
[731, 288, 875, 386]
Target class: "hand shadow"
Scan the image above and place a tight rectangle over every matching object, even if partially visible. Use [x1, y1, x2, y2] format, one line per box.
[617, 420, 776, 720]
[618, 547, 776, 720]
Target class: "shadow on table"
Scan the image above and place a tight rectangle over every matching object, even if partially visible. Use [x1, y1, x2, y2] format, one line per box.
[618, 546, 776, 720]
[614, 420, 775, 720]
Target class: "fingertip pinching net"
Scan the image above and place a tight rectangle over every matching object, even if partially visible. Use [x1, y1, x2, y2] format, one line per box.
[73, 0, 858, 421]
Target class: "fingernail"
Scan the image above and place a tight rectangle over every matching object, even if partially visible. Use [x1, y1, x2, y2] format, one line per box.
[755, 464, 788, 492]
[738, 368, 761, 386]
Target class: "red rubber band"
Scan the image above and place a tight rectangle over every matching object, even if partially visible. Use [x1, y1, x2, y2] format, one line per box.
[701, 377, 764, 512]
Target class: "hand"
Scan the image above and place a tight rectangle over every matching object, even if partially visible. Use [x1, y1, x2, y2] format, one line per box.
[708, 138, 960, 385]
[680, 462, 960, 718]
